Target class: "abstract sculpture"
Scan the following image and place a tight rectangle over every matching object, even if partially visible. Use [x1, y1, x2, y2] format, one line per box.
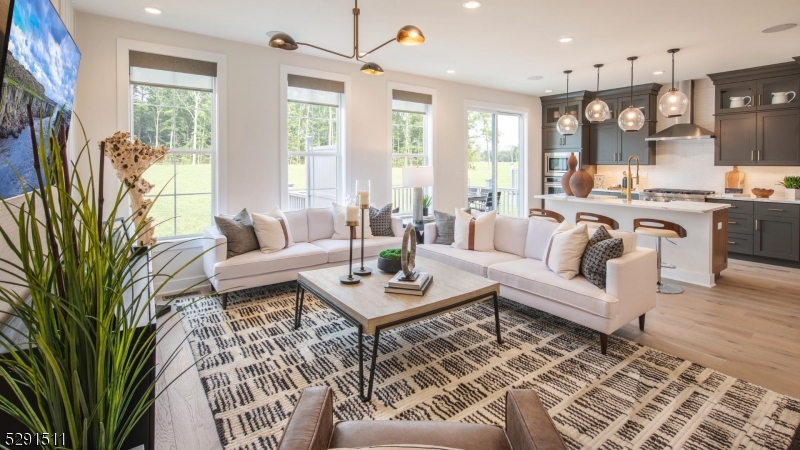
[101, 132, 168, 247]
[400, 223, 417, 279]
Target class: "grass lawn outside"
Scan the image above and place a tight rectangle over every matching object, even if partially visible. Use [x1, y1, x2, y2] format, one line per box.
[145, 162, 212, 237]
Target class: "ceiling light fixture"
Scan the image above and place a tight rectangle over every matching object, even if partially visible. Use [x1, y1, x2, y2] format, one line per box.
[762, 23, 797, 33]
[653, 70, 664, 75]
[544, 90, 553, 93]
[144, 6, 162, 14]
[447, 70, 455, 74]
[657, 48, 689, 118]
[268, 0, 424, 76]
[557, 70, 578, 136]
[462, 1, 482, 9]
[558, 37, 573, 43]
[619, 57, 646, 132]
[585, 64, 610, 123]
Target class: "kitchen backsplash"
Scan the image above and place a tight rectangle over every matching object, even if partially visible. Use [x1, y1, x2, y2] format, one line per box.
[595, 78, 800, 195]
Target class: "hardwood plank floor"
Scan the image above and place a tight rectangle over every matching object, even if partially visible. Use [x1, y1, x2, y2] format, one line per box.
[154, 259, 800, 449]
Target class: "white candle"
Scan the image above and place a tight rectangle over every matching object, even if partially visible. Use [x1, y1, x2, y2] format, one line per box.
[346, 204, 358, 222]
[357, 190, 370, 207]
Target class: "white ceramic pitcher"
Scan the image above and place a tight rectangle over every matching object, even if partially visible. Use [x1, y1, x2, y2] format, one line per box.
[729, 96, 751, 108]
[771, 91, 796, 104]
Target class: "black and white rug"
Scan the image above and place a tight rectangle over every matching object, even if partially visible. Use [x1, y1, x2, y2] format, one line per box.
[177, 283, 800, 450]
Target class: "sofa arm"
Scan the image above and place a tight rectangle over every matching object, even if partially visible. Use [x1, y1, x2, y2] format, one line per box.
[423, 222, 438, 245]
[606, 247, 657, 308]
[391, 216, 404, 238]
[505, 390, 567, 450]
[203, 226, 227, 282]
[277, 386, 334, 450]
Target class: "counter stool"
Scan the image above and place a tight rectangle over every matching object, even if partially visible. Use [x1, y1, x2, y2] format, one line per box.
[529, 208, 564, 223]
[634, 218, 687, 294]
[576, 212, 619, 230]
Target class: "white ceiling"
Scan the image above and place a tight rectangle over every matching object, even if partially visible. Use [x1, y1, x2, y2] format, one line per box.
[73, 0, 800, 96]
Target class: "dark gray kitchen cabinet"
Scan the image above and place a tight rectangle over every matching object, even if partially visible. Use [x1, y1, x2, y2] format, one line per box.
[589, 123, 618, 164]
[544, 125, 583, 150]
[756, 109, 800, 165]
[754, 215, 800, 261]
[541, 91, 592, 167]
[715, 114, 758, 165]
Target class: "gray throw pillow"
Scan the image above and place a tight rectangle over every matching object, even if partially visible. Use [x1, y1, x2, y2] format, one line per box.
[581, 226, 623, 290]
[369, 204, 394, 236]
[214, 208, 259, 258]
[434, 210, 455, 245]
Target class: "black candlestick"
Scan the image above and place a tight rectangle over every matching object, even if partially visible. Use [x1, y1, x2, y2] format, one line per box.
[353, 207, 372, 276]
[340, 222, 361, 284]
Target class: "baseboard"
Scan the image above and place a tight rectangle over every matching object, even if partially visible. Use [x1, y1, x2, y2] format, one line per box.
[154, 275, 212, 297]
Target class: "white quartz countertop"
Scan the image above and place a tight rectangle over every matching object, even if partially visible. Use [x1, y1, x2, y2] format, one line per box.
[535, 194, 730, 213]
[707, 195, 800, 205]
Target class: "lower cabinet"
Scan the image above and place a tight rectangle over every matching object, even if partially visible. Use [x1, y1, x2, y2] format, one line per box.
[754, 215, 800, 261]
[707, 199, 800, 262]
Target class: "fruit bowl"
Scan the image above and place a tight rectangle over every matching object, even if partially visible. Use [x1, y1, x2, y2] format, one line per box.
[751, 188, 774, 199]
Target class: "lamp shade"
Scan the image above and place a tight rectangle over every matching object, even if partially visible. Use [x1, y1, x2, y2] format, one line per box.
[360, 62, 384, 75]
[402, 166, 434, 187]
[396, 25, 425, 45]
[658, 88, 689, 118]
[268, 32, 298, 50]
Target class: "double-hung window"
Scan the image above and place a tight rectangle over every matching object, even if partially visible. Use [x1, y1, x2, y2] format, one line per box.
[391, 89, 432, 214]
[286, 75, 344, 210]
[129, 51, 217, 238]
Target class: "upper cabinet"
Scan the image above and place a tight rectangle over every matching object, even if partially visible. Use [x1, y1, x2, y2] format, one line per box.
[709, 58, 800, 166]
[540, 91, 592, 166]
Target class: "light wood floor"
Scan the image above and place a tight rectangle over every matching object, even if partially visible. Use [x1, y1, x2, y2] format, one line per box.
[154, 258, 800, 450]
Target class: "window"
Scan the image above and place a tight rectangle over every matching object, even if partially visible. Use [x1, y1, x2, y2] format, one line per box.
[286, 75, 344, 210]
[391, 90, 432, 214]
[129, 51, 217, 239]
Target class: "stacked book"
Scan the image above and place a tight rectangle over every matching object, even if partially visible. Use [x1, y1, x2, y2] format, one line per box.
[384, 271, 433, 296]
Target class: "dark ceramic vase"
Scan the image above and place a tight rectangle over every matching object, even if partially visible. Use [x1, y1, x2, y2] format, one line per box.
[570, 168, 594, 198]
[377, 257, 402, 273]
[561, 152, 578, 196]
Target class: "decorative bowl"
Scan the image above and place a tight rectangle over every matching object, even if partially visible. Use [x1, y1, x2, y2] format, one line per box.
[377, 257, 402, 273]
[751, 188, 774, 199]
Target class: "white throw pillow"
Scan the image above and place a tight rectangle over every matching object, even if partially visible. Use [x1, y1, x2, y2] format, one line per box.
[332, 203, 373, 240]
[251, 211, 293, 253]
[453, 208, 496, 251]
[545, 221, 589, 280]
[524, 217, 561, 260]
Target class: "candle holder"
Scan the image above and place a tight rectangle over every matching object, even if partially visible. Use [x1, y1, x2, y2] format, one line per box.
[340, 195, 362, 285]
[353, 180, 372, 276]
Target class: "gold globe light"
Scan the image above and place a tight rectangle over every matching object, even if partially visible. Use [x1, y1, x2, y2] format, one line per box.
[361, 62, 384, 75]
[619, 57, 645, 132]
[657, 49, 689, 118]
[396, 25, 425, 45]
[556, 70, 578, 136]
[268, 32, 298, 50]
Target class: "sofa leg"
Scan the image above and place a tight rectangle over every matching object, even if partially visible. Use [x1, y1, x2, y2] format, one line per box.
[639, 314, 646, 331]
[600, 333, 608, 355]
[221, 293, 228, 310]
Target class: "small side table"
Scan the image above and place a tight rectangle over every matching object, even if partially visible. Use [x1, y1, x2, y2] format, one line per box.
[403, 218, 434, 244]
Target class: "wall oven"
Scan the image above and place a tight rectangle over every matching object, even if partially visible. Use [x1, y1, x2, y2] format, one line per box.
[544, 176, 564, 195]
[545, 152, 571, 176]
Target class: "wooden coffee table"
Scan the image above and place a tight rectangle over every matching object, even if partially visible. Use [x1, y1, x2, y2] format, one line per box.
[295, 257, 501, 402]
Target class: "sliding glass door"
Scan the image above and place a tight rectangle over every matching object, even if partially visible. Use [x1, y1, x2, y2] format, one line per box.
[467, 110, 523, 216]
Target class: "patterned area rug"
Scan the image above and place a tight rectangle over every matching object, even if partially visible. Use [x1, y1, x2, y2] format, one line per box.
[176, 282, 800, 450]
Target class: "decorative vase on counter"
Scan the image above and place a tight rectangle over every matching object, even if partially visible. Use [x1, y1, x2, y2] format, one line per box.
[786, 188, 799, 201]
[561, 152, 578, 196]
[569, 165, 594, 198]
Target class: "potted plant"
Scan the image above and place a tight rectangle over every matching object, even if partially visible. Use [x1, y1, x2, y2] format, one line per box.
[422, 194, 432, 216]
[377, 248, 406, 273]
[778, 175, 800, 200]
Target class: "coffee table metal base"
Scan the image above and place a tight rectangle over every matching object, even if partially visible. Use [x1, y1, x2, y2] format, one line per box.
[294, 281, 502, 402]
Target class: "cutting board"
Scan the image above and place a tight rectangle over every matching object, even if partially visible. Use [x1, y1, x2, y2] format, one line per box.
[725, 166, 745, 193]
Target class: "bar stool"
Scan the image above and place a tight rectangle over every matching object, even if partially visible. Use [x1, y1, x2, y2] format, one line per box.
[529, 208, 564, 223]
[633, 218, 688, 294]
[575, 212, 619, 230]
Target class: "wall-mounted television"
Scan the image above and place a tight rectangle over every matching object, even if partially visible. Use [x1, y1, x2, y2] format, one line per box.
[0, 0, 80, 199]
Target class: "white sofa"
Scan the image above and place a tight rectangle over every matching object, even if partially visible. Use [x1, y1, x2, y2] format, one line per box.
[203, 207, 405, 308]
[418, 214, 657, 354]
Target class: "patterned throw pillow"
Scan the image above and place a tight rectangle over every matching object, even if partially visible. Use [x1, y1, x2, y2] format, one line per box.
[369, 204, 394, 236]
[581, 227, 624, 289]
[214, 208, 260, 258]
[433, 210, 455, 245]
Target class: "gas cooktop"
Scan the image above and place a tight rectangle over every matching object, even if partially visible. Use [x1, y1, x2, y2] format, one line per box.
[640, 188, 716, 202]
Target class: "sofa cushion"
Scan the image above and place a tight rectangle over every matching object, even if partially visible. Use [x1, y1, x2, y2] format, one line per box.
[494, 215, 528, 257]
[454, 209, 495, 251]
[488, 258, 619, 319]
[330, 421, 511, 450]
[313, 236, 402, 263]
[252, 212, 293, 253]
[416, 244, 523, 277]
[586, 224, 637, 255]
[214, 208, 259, 258]
[333, 203, 372, 240]
[524, 218, 560, 260]
[369, 204, 394, 236]
[308, 207, 335, 241]
[433, 210, 455, 245]
[212, 243, 328, 281]
[284, 209, 309, 243]
[544, 222, 589, 280]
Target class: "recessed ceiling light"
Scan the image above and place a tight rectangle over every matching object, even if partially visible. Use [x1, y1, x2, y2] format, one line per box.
[558, 37, 573, 43]
[462, 1, 482, 9]
[653, 71, 664, 75]
[527, 75, 543, 81]
[544, 89, 553, 93]
[144, 6, 162, 14]
[447, 70, 455, 74]
[762, 23, 797, 33]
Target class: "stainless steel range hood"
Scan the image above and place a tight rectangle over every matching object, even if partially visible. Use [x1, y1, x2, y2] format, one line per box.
[645, 80, 714, 141]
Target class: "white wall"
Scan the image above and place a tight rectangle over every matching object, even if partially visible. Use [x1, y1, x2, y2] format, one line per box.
[73, 12, 542, 293]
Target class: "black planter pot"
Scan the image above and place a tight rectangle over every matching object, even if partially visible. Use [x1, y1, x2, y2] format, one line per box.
[422, 207, 429, 217]
[377, 257, 402, 273]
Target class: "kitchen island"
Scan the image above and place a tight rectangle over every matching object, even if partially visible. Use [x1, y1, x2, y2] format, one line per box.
[535, 194, 731, 287]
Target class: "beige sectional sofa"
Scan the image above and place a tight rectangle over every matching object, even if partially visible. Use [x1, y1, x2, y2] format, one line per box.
[418, 214, 657, 354]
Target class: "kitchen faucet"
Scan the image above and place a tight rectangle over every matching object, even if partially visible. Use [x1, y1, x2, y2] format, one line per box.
[626, 155, 640, 203]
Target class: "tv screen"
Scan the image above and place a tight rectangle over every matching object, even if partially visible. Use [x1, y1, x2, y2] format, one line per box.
[0, 0, 80, 199]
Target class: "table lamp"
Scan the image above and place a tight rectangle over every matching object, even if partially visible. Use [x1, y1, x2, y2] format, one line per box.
[402, 166, 434, 222]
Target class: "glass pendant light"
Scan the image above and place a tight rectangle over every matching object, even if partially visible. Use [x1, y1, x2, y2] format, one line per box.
[556, 70, 578, 136]
[657, 48, 689, 118]
[585, 64, 610, 123]
[619, 57, 646, 132]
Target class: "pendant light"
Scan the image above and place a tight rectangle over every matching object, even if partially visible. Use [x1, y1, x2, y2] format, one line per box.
[618, 57, 646, 132]
[585, 64, 610, 123]
[657, 48, 689, 118]
[556, 70, 578, 136]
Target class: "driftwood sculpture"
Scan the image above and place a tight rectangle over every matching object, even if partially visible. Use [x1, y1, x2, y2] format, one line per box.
[101, 132, 168, 246]
[401, 223, 417, 278]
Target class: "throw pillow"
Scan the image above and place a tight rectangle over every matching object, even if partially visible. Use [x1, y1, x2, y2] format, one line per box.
[586, 224, 637, 255]
[544, 221, 589, 280]
[453, 208, 496, 251]
[332, 203, 373, 240]
[581, 227, 624, 289]
[369, 204, 394, 236]
[433, 210, 455, 245]
[214, 208, 259, 258]
[251, 207, 295, 253]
